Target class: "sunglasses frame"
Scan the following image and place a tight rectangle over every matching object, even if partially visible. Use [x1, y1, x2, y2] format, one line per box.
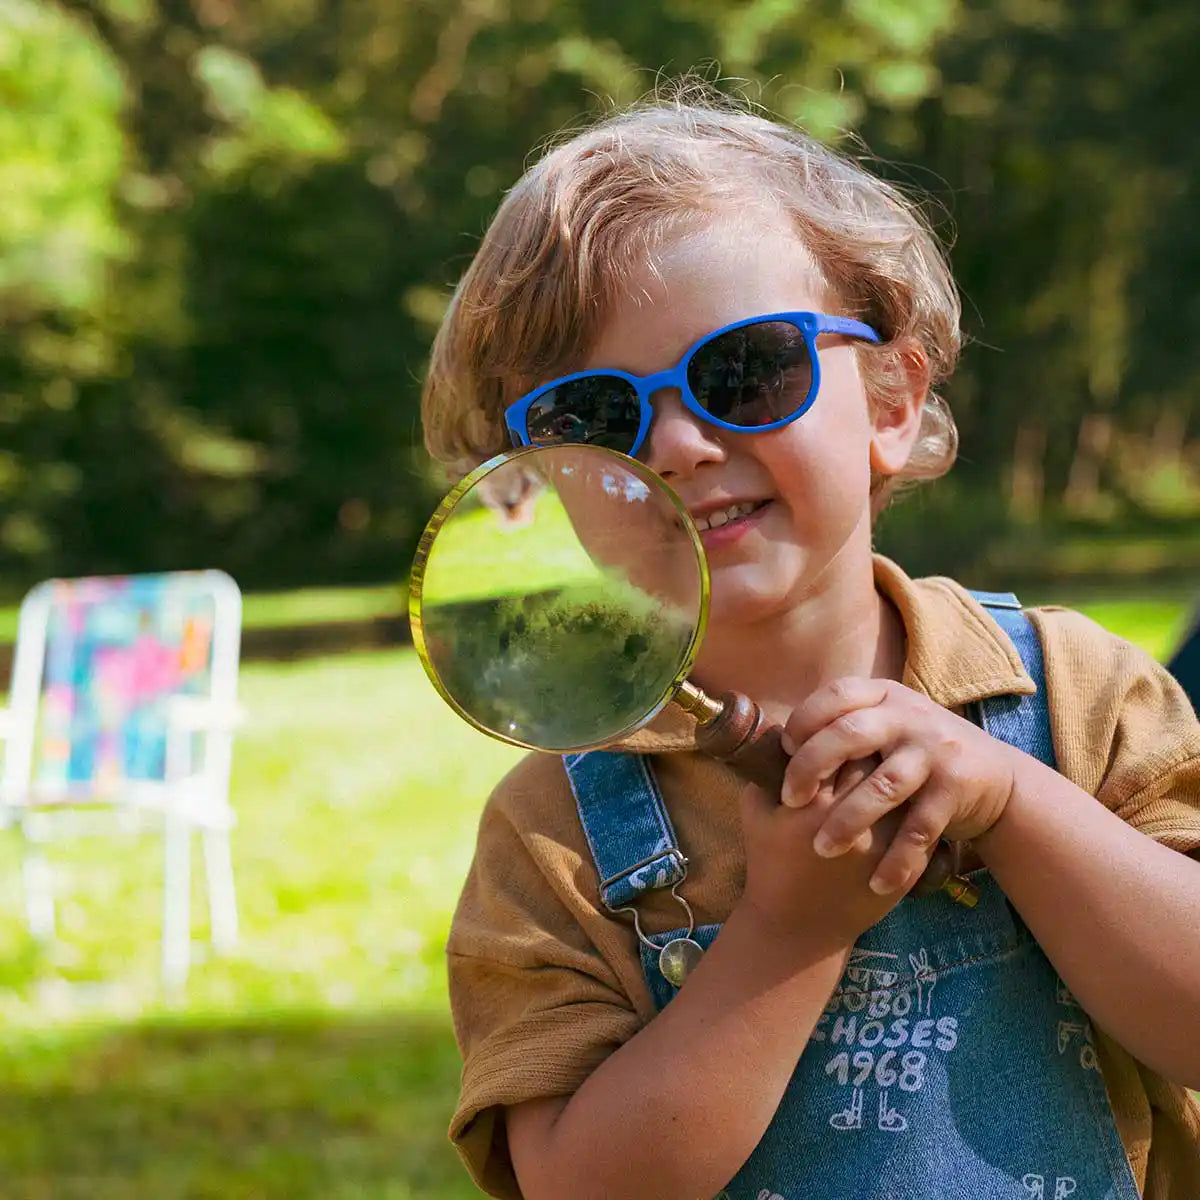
[504, 310, 882, 459]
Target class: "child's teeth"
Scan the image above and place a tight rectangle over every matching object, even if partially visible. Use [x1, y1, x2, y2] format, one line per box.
[695, 501, 760, 532]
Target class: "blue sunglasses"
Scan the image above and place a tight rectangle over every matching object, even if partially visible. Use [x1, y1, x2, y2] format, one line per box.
[504, 310, 881, 459]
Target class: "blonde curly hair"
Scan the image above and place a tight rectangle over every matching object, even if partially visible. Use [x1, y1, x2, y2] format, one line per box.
[422, 90, 961, 515]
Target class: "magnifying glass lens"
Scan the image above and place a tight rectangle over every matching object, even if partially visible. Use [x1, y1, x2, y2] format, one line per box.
[410, 446, 708, 752]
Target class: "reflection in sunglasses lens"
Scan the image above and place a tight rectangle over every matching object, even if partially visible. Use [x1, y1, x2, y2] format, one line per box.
[688, 321, 813, 427]
[526, 377, 641, 453]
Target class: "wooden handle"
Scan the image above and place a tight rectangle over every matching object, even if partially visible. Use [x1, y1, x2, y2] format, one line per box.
[695, 689, 978, 908]
[692, 690, 789, 790]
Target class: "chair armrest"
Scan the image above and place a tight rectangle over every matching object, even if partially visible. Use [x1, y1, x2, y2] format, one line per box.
[166, 697, 245, 733]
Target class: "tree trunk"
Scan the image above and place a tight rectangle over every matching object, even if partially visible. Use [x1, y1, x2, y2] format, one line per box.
[1009, 418, 1046, 520]
[1063, 412, 1113, 514]
[1151, 407, 1187, 467]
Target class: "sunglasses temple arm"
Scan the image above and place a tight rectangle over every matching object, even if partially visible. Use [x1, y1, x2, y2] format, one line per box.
[814, 315, 882, 343]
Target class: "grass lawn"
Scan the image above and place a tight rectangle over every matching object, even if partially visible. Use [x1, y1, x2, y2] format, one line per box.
[0, 651, 523, 1199]
[0, 592, 1191, 1197]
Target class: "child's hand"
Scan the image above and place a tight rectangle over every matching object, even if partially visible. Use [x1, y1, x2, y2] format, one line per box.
[779, 678, 1019, 896]
[739, 762, 911, 954]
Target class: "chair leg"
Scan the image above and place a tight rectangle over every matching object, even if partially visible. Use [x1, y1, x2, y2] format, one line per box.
[202, 827, 238, 951]
[20, 826, 56, 941]
[161, 817, 192, 989]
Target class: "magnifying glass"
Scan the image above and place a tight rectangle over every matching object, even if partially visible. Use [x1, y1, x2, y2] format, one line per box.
[409, 444, 977, 908]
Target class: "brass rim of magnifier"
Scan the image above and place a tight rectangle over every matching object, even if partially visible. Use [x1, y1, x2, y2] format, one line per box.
[408, 443, 712, 754]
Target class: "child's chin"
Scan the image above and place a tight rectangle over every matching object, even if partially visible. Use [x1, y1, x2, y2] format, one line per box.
[707, 569, 796, 627]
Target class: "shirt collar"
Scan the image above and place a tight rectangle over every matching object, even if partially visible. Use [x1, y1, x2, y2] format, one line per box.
[616, 555, 1034, 754]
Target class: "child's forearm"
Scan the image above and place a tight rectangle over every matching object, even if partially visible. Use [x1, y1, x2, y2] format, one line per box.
[973, 753, 1200, 1087]
[509, 902, 850, 1200]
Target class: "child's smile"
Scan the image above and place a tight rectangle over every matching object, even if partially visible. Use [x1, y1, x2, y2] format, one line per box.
[689, 496, 771, 543]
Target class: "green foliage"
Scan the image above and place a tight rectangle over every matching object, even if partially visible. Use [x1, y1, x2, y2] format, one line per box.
[426, 585, 695, 747]
[0, 0, 127, 311]
[0, 0, 1196, 588]
[874, 0, 1200, 517]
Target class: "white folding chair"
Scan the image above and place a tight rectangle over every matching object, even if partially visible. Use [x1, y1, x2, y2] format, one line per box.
[0, 570, 243, 987]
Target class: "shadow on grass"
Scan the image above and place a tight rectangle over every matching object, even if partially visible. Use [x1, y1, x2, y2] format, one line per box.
[0, 1011, 484, 1200]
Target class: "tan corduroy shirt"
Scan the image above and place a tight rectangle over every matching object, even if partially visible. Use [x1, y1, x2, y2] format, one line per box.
[447, 557, 1200, 1198]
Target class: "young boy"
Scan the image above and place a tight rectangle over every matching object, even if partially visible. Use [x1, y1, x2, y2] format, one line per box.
[421, 94, 1200, 1199]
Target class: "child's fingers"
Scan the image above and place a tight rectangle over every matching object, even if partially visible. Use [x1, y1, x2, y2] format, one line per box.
[740, 780, 836, 829]
[867, 786, 957, 895]
[782, 706, 899, 807]
[830, 755, 880, 798]
[811, 770, 873, 852]
[811, 748, 931, 858]
[780, 677, 890, 755]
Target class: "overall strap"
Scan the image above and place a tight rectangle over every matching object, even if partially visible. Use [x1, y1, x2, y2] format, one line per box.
[562, 750, 687, 911]
[967, 589, 1058, 770]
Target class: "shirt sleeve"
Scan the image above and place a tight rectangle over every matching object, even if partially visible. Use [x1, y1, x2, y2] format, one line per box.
[446, 759, 645, 1199]
[1033, 606, 1200, 854]
[1115, 754, 1200, 857]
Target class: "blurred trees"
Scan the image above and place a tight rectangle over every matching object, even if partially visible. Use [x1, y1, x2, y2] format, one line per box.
[1, 0, 1196, 590]
[886, 0, 1200, 524]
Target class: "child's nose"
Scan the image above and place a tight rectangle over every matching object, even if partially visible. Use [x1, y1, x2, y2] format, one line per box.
[643, 389, 726, 480]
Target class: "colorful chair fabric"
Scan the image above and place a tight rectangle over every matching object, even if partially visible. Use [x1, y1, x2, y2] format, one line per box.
[0, 570, 243, 986]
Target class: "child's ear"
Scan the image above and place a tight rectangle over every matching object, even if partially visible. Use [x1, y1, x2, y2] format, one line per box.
[868, 340, 930, 477]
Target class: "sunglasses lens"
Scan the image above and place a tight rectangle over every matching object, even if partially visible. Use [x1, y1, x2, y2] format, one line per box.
[524, 377, 641, 454]
[686, 321, 814, 427]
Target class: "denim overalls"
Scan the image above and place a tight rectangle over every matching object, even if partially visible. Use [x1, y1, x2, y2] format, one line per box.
[564, 593, 1140, 1200]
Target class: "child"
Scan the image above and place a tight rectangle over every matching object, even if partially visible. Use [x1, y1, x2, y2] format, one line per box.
[421, 91, 1200, 1199]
